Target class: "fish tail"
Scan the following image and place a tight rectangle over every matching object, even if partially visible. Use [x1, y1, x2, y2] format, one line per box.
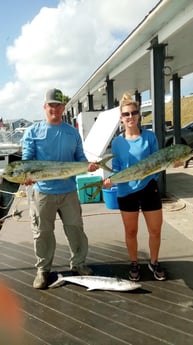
[97, 155, 114, 172]
[80, 180, 103, 200]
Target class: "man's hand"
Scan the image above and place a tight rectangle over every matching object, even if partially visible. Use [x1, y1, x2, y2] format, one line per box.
[21, 179, 35, 186]
[88, 162, 99, 172]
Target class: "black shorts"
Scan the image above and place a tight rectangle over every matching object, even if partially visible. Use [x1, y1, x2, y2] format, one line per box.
[117, 179, 162, 212]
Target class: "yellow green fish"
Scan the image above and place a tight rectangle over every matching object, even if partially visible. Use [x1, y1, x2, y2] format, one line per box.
[2, 156, 113, 184]
[80, 144, 193, 199]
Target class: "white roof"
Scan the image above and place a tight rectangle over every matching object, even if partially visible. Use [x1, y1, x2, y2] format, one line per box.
[66, 0, 193, 110]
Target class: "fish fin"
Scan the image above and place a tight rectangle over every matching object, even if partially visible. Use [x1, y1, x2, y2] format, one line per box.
[48, 279, 65, 288]
[48, 274, 65, 288]
[80, 181, 103, 200]
[80, 180, 102, 190]
[97, 155, 114, 172]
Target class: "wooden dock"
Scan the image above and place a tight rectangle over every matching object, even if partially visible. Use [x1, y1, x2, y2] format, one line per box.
[1, 191, 193, 344]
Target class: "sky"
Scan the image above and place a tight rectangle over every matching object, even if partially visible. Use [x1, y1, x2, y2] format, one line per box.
[0, 0, 192, 122]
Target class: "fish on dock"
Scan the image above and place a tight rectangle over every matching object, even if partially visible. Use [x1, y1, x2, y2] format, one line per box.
[80, 144, 193, 199]
[2, 155, 113, 184]
[48, 274, 142, 291]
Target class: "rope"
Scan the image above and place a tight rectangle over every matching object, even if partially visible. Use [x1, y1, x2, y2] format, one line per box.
[0, 189, 27, 199]
[0, 189, 15, 195]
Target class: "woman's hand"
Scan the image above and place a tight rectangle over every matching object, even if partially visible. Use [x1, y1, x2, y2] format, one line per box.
[172, 161, 183, 168]
[102, 177, 113, 189]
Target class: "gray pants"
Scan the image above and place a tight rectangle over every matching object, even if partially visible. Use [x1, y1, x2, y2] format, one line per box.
[29, 190, 88, 272]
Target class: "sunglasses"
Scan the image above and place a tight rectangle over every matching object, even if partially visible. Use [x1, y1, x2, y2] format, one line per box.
[121, 110, 139, 117]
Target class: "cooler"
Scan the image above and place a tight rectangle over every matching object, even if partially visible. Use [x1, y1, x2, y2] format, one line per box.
[76, 174, 102, 203]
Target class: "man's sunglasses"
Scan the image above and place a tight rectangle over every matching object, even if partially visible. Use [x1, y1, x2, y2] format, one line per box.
[121, 110, 139, 117]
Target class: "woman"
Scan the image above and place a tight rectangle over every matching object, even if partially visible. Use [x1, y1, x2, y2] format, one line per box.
[103, 92, 166, 281]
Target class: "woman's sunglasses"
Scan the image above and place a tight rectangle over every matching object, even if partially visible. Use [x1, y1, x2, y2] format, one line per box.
[121, 110, 139, 117]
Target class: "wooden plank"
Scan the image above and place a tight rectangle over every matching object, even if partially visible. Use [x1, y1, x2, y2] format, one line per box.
[1, 251, 193, 345]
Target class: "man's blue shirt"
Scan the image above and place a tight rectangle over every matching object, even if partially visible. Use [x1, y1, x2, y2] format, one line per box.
[22, 121, 87, 194]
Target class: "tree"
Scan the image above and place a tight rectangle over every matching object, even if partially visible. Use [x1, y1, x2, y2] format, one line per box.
[63, 95, 70, 105]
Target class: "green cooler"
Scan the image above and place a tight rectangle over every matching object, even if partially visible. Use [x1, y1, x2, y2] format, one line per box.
[76, 174, 102, 203]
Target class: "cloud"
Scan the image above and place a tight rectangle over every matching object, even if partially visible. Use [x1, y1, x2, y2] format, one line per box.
[0, 0, 160, 121]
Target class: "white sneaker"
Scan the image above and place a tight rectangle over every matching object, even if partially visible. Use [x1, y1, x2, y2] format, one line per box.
[33, 271, 49, 289]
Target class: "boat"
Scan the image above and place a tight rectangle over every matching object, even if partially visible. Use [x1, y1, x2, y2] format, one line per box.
[0, 125, 28, 228]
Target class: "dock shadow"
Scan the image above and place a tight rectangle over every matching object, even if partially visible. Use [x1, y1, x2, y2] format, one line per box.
[88, 260, 193, 291]
[1, 241, 193, 292]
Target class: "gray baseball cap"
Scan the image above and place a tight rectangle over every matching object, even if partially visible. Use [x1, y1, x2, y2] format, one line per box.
[44, 88, 64, 104]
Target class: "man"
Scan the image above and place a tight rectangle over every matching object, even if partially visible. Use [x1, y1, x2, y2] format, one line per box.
[22, 88, 97, 289]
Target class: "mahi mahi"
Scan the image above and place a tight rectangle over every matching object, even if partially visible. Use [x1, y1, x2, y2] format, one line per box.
[2, 155, 113, 184]
[48, 274, 141, 291]
[80, 144, 193, 199]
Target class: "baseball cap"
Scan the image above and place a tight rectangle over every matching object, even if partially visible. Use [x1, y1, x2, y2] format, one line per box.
[44, 88, 64, 104]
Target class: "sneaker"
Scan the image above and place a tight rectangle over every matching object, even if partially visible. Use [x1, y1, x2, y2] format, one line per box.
[71, 264, 93, 276]
[148, 261, 166, 281]
[129, 261, 140, 281]
[33, 271, 50, 289]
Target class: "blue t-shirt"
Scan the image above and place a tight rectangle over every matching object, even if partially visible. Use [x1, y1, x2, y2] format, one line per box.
[111, 129, 159, 197]
[22, 121, 87, 194]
